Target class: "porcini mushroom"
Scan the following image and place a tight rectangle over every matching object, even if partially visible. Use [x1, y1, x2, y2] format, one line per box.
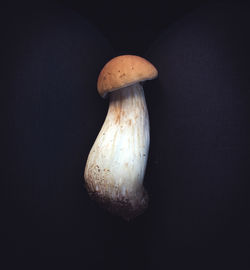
[84, 55, 158, 220]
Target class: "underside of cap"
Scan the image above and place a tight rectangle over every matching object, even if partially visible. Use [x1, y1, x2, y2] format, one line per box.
[97, 55, 158, 97]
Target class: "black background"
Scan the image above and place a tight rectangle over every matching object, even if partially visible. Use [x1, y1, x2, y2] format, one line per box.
[1, 0, 250, 269]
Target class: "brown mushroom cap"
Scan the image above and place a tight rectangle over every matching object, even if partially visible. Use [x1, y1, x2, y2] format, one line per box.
[97, 55, 158, 97]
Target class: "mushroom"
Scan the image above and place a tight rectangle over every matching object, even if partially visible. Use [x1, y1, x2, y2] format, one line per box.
[84, 55, 158, 220]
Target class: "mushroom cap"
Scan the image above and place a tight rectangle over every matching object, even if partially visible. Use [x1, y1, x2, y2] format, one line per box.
[97, 55, 158, 97]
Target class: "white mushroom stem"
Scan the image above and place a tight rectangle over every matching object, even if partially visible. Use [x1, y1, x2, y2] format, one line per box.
[84, 82, 149, 220]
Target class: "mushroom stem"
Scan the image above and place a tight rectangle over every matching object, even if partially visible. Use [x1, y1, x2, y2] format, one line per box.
[84, 82, 149, 220]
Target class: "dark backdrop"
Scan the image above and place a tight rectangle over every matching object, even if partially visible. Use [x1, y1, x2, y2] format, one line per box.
[1, 0, 250, 269]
